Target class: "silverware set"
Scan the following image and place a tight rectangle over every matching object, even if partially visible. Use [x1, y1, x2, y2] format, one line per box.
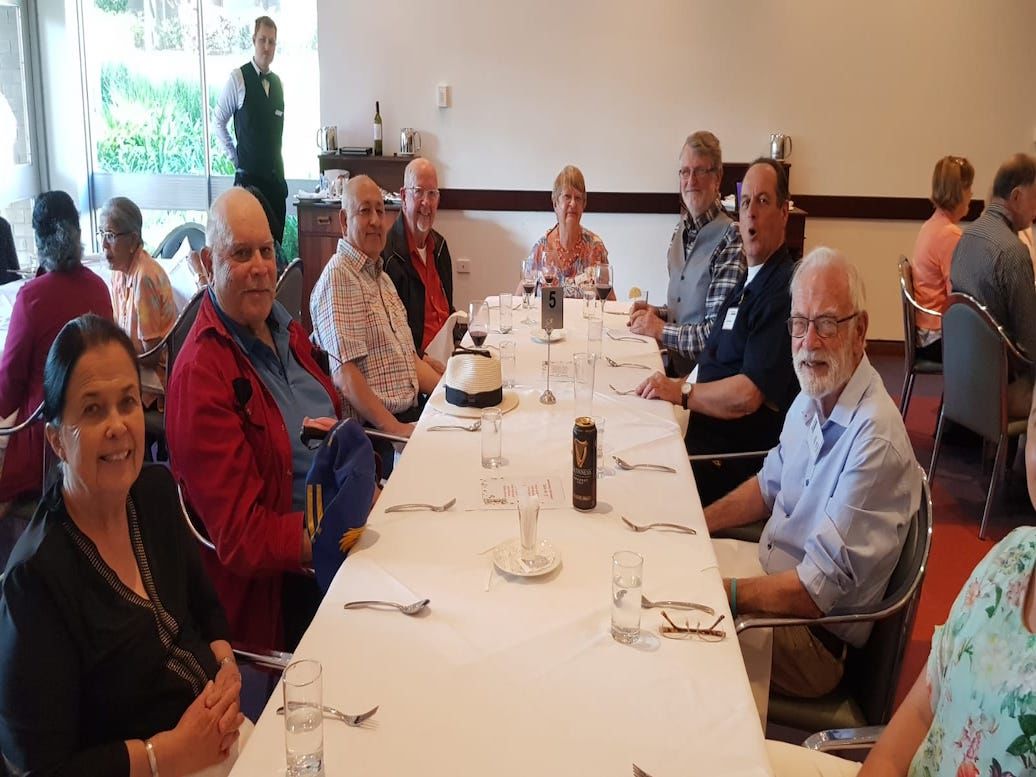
[342, 598, 430, 615]
[609, 383, 639, 396]
[613, 456, 676, 474]
[640, 595, 713, 614]
[383, 498, 457, 513]
[607, 331, 648, 343]
[621, 516, 694, 534]
[605, 356, 649, 370]
[427, 421, 481, 432]
[276, 701, 379, 727]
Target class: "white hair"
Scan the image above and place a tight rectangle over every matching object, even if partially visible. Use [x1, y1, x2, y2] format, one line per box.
[791, 246, 867, 312]
[403, 158, 436, 190]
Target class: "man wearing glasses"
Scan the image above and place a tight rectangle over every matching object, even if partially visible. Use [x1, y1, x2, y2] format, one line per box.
[382, 158, 454, 369]
[704, 247, 920, 698]
[629, 131, 745, 377]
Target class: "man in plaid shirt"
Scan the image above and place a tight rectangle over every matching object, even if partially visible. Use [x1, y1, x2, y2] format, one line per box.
[630, 131, 745, 377]
[310, 176, 442, 439]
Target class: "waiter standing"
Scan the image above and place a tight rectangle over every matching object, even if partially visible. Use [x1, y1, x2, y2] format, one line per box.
[213, 15, 288, 243]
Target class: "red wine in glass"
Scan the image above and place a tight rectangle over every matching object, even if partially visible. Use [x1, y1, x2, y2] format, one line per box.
[542, 272, 557, 286]
[595, 284, 612, 301]
[470, 327, 488, 347]
[522, 281, 536, 295]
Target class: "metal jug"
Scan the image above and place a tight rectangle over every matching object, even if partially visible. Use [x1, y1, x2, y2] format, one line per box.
[316, 125, 338, 152]
[399, 128, 422, 156]
[769, 133, 792, 161]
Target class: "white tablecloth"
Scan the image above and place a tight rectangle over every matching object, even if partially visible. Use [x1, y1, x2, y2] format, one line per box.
[229, 299, 773, 777]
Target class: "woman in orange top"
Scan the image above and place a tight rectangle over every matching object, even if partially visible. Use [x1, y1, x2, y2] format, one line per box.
[909, 156, 974, 362]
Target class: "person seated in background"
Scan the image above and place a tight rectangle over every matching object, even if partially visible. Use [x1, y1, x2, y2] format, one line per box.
[0, 216, 18, 284]
[310, 175, 441, 440]
[166, 188, 343, 651]
[705, 248, 921, 699]
[100, 196, 178, 408]
[0, 191, 113, 511]
[526, 165, 612, 298]
[242, 184, 289, 275]
[0, 315, 246, 776]
[951, 152, 1036, 418]
[383, 158, 454, 370]
[909, 155, 974, 362]
[636, 159, 799, 506]
[629, 131, 745, 376]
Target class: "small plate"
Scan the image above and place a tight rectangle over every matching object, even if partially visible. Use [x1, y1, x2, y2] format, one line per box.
[492, 538, 561, 577]
[532, 329, 565, 344]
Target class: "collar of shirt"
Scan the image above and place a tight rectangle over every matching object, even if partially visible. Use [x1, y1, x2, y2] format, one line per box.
[206, 286, 287, 363]
[404, 222, 434, 263]
[687, 201, 722, 232]
[337, 237, 383, 279]
[806, 353, 873, 428]
[251, 58, 269, 78]
[985, 201, 1014, 230]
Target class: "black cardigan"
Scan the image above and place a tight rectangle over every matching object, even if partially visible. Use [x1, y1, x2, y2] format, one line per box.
[0, 465, 230, 776]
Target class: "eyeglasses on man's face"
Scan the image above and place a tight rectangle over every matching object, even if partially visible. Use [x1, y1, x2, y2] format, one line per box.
[678, 166, 717, 181]
[97, 230, 130, 244]
[405, 187, 440, 203]
[787, 313, 859, 339]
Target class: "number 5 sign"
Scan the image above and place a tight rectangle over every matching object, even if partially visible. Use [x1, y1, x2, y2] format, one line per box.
[540, 286, 563, 331]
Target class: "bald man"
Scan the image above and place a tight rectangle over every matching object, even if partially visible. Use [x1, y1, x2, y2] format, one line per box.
[383, 158, 455, 360]
[167, 187, 342, 650]
[310, 175, 441, 440]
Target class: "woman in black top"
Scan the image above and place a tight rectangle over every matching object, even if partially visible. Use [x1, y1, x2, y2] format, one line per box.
[0, 315, 245, 776]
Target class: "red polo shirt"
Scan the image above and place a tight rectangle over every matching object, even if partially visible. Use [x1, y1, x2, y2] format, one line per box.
[407, 226, 450, 351]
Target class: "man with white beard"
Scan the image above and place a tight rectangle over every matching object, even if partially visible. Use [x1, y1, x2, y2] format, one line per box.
[704, 247, 921, 699]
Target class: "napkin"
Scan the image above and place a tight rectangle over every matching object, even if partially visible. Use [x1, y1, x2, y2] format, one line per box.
[425, 310, 467, 366]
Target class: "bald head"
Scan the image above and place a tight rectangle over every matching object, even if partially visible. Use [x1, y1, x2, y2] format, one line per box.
[204, 187, 277, 331]
[339, 175, 387, 257]
[401, 159, 440, 242]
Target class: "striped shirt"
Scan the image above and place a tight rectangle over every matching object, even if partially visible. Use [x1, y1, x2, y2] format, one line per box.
[310, 238, 419, 418]
[659, 204, 746, 361]
[950, 202, 1036, 363]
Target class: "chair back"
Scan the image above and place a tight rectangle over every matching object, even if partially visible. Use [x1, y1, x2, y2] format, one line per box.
[166, 287, 207, 373]
[898, 257, 919, 372]
[940, 293, 1016, 442]
[154, 222, 206, 259]
[844, 471, 933, 725]
[275, 258, 304, 321]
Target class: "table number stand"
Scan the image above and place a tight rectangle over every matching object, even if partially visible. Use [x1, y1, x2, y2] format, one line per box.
[539, 287, 563, 405]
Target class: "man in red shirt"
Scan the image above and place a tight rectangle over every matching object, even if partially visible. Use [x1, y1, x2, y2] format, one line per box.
[383, 158, 454, 370]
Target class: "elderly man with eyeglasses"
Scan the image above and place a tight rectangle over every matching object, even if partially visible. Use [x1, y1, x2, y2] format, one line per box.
[382, 158, 454, 370]
[705, 247, 921, 699]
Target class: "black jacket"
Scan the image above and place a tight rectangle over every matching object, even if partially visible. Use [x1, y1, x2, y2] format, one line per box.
[382, 216, 454, 355]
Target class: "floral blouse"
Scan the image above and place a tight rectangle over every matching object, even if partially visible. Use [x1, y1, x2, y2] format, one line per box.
[527, 224, 608, 298]
[909, 527, 1036, 777]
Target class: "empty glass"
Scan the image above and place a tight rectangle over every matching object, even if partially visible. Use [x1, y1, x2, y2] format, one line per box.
[499, 339, 517, 387]
[481, 407, 503, 468]
[592, 415, 607, 477]
[611, 551, 643, 644]
[587, 314, 603, 359]
[469, 301, 489, 348]
[573, 352, 596, 417]
[499, 292, 513, 334]
[283, 660, 323, 776]
[517, 493, 540, 562]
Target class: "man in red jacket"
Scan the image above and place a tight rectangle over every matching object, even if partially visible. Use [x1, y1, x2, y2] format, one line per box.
[167, 188, 344, 650]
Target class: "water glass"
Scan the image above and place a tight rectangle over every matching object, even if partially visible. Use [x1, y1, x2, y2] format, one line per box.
[587, 314, 603, 359]
[517, 493, 540, 562]
[499, 292, 513, 333]
[481, 407, 503, 468]
[499, 339, 517, 387]
[283, 659, 323, 776]
[581, 284, 596, 318]
[611, 551, 643, 644]
[592, 415, 606, 476]
[573, 352, 596, 417]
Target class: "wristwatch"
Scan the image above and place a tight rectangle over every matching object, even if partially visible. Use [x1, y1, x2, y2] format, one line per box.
[680, 381, 693, 410]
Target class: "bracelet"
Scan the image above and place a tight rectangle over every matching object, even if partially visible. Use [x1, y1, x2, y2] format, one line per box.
[730, 578, 738, 619]
[144, 738, 160, 777]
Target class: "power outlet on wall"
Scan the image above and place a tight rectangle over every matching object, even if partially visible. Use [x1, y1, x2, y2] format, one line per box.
[456, 257, 471, 274]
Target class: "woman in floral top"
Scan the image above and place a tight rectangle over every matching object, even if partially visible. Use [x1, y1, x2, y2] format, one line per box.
[768, 526, 1036, 776]
[527, 165, 612, 299]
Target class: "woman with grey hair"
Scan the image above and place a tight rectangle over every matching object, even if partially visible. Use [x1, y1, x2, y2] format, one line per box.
[99, 196, 177, 407]
[0, 191, 112, 511]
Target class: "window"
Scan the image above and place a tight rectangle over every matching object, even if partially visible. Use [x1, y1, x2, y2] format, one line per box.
[0, 0, 42, 207]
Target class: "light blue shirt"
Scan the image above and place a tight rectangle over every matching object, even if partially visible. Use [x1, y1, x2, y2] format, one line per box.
[756, 354, 921, 647]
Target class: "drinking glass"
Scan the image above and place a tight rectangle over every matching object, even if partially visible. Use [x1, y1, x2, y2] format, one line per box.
[499, 339, 517, 387]
[517, 492, 540, 562]
[481, 407, 503, 468]
[592, 415, 607, 477]
[611, 551, 643, 644]
[573, 352, 596, 417]
[468, 301, 489, 347]
[283, 659, 323, 776]
[581, 283, 596, 318]
[540, 256, 559, 290]
[520, 258, 538, 325]
[593, 264, 614, 305]
[499, 292, 513, 334]
[586, 313, 603, 359]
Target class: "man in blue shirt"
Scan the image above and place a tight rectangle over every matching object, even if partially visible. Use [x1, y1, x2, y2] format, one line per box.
[705, 247, 921, 699]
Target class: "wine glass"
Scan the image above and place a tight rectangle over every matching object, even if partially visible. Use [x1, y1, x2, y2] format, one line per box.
[593, 265, 613, 304]
[468, 301, 490, 347]
[520, 258, 537, 325]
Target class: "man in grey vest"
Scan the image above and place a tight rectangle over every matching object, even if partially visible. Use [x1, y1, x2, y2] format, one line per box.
[213, 15, 288, 243]
[630, 131, 745, 376]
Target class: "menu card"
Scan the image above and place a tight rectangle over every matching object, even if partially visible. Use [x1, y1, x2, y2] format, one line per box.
[479, 476, 566, 509]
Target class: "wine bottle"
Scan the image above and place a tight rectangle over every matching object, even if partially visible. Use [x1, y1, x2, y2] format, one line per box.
[373, 101, 383, 156]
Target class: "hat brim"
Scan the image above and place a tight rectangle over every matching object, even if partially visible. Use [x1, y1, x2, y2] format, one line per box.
[426, 388, 520, 418]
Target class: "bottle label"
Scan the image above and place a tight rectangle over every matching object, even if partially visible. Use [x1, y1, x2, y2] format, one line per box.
[374, 124, 383, 141]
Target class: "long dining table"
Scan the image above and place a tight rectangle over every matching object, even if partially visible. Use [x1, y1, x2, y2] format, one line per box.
[229, 297, 774, 777]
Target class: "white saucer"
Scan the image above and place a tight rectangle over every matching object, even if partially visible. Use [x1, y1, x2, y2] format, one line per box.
[532, 329, 565, 343]
[493, 538, 561, 577]
[426, 389, 520, 418]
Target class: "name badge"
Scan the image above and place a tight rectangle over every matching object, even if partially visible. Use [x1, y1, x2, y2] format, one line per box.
[275, 109, 284, 116]
[722, 307, 739, 330]
[807, 414, 824, 461]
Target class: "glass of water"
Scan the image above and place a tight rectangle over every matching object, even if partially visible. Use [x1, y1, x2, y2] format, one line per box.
[481, 407, 503, 468]
[573, 352, 596, 417]
[499, 339, 517, 387]
[592, 415, 607, 477]
[499, 292, 513, 334]
[283, 659, 323, 776]
[611, 551, 643, 644]
[587, 314, 603, 359]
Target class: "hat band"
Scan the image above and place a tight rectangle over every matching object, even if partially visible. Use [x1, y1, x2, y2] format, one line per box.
[445, 384, 503, 408]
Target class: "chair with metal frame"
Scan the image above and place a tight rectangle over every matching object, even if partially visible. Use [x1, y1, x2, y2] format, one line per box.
[0, 403, 47, 563]
[153, 222, 206, 260]
[736, 469, 933, 734]
[275, 258, 304, 322]
[929, 292, 1031, 539]
[897, 256, 943, 420]
[689, 449, 772, 542]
